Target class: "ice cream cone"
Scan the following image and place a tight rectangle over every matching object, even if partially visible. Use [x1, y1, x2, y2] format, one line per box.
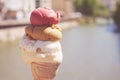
[31, 62, 60, 80]
[19, 7, 63, 80]
[20, 36, 63, 80]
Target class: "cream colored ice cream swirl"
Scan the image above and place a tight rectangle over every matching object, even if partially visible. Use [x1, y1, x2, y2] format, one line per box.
[19, 36, 63, 64]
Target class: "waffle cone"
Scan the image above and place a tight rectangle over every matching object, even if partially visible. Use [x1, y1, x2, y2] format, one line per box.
[31, 62, 60, 80]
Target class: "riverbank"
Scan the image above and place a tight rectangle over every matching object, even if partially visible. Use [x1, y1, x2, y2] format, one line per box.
[0, 20, 80, 42]
[79, 16, 113, 25]
[0, 17, 113, 42]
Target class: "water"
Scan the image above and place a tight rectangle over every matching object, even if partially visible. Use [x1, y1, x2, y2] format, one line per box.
[0, 25, 120, 80]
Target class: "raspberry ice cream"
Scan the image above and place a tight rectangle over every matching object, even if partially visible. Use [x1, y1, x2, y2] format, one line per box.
[30, 7, 60, 26]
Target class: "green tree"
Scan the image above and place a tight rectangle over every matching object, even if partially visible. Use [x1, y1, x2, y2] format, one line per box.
[74, 0, 98, 16]
[113, 1, 120, 30]
[74, 0, 109, 17]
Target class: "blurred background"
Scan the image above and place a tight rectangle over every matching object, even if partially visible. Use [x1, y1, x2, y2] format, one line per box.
[0, 0, 120, 80]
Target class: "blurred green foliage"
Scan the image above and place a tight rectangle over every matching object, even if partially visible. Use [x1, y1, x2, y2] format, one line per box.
[74, 0, 110, 17]
[113, 1, 120, 28]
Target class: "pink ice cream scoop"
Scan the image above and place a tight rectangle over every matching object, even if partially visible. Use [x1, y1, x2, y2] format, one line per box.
[30, 7, 60, 26]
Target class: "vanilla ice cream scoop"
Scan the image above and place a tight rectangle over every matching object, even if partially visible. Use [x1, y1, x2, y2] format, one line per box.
[19, 36, 63, 64]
